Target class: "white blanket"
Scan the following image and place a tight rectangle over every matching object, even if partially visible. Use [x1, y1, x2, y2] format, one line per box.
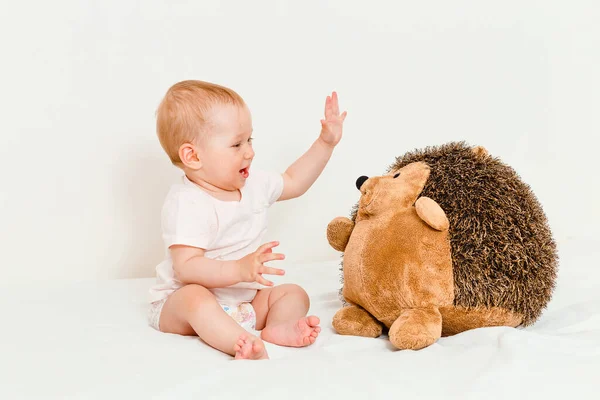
[1, 239, 598, 399]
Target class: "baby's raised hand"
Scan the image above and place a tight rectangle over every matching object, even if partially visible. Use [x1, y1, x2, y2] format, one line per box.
[319, 91, 347, 147]
[237, 241, 286, 286]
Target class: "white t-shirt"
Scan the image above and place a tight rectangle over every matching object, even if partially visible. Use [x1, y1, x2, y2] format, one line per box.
[149, 168, 284, 306]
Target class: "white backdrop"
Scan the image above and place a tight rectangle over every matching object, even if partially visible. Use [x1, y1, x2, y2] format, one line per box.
[0, 1, 598, 282]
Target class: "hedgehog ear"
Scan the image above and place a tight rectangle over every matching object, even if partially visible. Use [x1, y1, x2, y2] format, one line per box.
[415, 197, 449, 231]
[472, 146, 489, 158]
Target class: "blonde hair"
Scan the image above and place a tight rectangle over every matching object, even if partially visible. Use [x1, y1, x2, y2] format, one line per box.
[156, 80, 246, 166]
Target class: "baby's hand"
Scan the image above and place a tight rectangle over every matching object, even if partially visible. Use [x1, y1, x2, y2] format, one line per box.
[237, 241, 286, 286]
[319, 91, 347, 148]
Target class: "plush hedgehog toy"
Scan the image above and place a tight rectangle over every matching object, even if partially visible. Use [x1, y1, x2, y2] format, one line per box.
[326, 142, 558, 350]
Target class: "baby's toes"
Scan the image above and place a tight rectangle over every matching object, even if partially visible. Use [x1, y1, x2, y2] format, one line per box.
[241, 343, 252, 358]
[307, 316, 320, 327]
[234, 346, 245, 360]
[235, 335, 251, 356]
[234, 340, 244, 351]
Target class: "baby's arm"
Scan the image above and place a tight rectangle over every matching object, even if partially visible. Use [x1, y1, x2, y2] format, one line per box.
[278, 92, 347, 201]
[171, 245, 241, 288]
[171, 242, 286, 288]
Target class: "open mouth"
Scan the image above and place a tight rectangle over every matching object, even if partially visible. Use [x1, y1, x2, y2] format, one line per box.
[239, 167, 249, 179]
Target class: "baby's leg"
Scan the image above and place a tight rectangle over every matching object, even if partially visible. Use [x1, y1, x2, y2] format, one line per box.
[252, 284, 321, 347]
[159, 284, 267, 360]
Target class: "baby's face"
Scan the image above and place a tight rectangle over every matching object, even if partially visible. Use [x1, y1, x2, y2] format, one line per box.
[197, 103, 255, 191]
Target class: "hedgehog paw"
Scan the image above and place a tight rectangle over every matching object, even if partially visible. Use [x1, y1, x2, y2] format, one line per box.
[389, 307, 442, 350]
[332, 305, 383, 338]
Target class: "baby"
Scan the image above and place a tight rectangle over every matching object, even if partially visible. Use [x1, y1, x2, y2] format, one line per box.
[148, 80, 347, 360]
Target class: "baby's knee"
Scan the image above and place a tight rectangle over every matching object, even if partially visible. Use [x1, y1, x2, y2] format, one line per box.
[282, 284, 310, 306]
[180, 284, 215, 313]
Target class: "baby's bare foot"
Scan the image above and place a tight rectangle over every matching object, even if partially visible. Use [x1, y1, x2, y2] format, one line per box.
[233, 334, 269, 360]
[261, 316, 321, 347]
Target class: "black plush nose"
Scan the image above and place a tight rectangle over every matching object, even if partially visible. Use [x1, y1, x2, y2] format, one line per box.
[356, 176, 369, 191]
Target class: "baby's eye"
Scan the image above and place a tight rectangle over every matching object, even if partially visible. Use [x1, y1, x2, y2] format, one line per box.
[232, 142, 241, 148]
[248, 137, 254, 143]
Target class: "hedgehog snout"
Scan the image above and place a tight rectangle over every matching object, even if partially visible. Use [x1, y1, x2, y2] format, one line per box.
[356, 176, 369, 191]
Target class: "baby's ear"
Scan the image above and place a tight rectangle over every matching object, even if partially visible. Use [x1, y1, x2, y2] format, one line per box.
[179, 143, 202, 170]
